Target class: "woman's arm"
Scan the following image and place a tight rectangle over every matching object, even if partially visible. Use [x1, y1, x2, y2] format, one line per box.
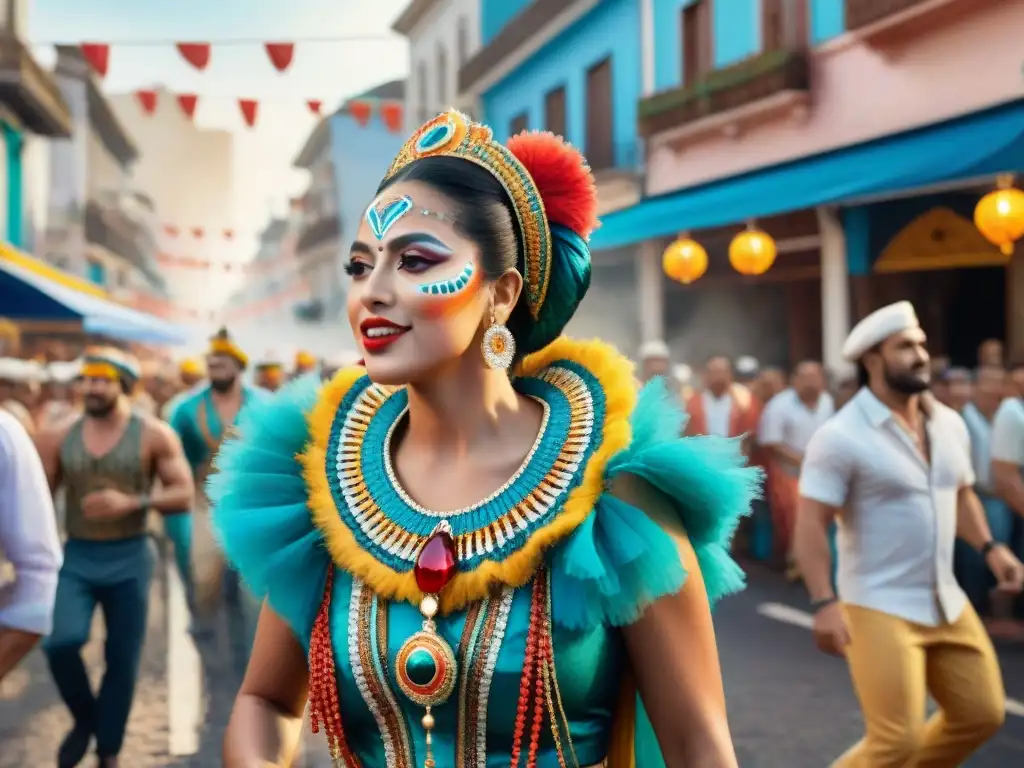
[616, 474, 738, 768]
[223, 603, 310, 767]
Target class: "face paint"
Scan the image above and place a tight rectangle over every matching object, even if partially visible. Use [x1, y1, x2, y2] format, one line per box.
[415, 260, 482, 318]
[366, 195, 414, 240]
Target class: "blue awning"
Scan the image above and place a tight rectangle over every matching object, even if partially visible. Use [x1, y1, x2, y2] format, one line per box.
[0, 257, 193, 345]
[592, 98, 1024, 251]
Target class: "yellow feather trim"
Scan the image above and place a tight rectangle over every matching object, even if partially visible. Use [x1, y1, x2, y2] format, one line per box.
[299, 338, 637, 613]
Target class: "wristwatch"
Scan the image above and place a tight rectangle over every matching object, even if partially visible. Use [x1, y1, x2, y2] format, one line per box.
[979, 540, 1000, 558]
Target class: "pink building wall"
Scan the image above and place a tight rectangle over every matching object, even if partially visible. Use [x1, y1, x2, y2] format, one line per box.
[646, 0, 1024, 197]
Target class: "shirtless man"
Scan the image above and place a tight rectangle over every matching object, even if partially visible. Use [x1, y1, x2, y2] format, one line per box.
[35, 348, 193, 768]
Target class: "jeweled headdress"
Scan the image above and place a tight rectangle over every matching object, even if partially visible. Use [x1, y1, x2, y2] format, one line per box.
[382, 110, 599, 323]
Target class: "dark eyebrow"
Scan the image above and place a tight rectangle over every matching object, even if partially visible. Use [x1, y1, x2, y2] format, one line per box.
[388, 232, 453, 252]
[350, 240, 373, 255]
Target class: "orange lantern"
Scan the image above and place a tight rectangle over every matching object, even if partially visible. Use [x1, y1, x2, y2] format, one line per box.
[662, 237, 708, 284]
[974, 176, 1024, 256]
[729, 228, 776, 276]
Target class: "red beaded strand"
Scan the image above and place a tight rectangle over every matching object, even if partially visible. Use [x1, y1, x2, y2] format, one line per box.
[307, 568, 360, 766]
[509, 574, 545, 767]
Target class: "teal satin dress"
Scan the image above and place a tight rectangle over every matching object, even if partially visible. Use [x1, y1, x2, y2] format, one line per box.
[209, 340, 759, 767]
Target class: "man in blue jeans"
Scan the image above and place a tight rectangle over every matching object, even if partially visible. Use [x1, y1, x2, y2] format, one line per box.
[957, 365, 1018, 613]
[35, 350, 193, 768]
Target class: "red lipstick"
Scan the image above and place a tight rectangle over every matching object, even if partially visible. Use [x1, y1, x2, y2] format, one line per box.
[359, 317, 410, 353]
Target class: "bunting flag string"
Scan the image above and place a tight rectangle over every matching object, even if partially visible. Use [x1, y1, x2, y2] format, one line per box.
[128, 87, 397, 127]
[129, 275, 310, 324]
[161, 225, 236, 239]
[155, 252, 294, 275]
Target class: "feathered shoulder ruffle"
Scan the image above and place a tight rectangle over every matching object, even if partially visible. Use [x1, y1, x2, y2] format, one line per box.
[208, 339, 760, 648]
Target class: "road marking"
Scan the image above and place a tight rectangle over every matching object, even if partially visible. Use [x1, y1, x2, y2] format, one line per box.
[167, 554, 202, 756]
[756, 602, 1024, 718]
[757, 601, 815, 629]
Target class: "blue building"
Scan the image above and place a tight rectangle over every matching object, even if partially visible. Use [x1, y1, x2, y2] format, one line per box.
[291, 80, 406, 328]
[459, 0, 648, 352]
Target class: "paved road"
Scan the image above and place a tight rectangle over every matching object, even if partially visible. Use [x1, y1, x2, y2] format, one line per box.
[3, 555, 1022, 767]
[0, 540, 172, 767]
[719, 562, 1024, 767]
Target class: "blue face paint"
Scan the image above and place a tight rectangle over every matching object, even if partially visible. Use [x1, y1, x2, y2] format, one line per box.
[366, 195, 414, 240]
[417, 262, 475, 296]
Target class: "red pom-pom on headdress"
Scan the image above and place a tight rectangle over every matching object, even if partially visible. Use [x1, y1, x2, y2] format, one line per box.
[506, 131, 599, 240]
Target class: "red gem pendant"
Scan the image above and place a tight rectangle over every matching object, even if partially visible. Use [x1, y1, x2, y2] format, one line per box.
[414, 528, 457, 594]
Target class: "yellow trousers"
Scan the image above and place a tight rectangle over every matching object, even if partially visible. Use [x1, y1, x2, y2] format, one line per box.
[833, 603, 1005, 767]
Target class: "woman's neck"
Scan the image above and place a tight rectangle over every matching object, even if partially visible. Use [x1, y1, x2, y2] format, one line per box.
[404, 362, 524, 457]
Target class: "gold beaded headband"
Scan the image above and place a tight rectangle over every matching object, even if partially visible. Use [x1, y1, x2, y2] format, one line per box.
[381, 110, 552, 320]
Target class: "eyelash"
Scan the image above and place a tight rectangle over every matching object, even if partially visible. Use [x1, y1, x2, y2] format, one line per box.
[344, 252, 440, 278]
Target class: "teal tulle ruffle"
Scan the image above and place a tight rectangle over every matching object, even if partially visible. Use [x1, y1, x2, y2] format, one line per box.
[551, 377, 762, 630]
[207, 375, 328, 651]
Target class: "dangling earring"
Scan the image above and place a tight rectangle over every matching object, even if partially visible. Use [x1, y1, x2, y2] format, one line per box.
[481, 310, 515, 371]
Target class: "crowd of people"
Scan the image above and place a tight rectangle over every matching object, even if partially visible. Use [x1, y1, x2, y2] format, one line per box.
[638, 330, 1024, 629]
[0, 335, 356, 768]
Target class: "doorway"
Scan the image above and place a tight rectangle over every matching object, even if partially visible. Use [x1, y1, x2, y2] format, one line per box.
[945, 266, 1005, 367]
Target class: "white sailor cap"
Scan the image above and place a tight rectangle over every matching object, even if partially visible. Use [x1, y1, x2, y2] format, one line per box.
[0, 357, 29, 382]
[842, 301, 920, 362]
[735, 355, 759, 376]
[638, 339, 670, 360]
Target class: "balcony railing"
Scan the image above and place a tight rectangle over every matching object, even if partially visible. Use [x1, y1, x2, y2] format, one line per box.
[296, 214, 341, 254]
[84, 200, 161, 283]
[0, 33, 71, 137]
[845, 0, 932, 31]
[638, 49, 810, 138]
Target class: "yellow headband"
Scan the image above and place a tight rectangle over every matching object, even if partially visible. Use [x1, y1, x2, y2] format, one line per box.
[209, 338, 249, 367]
[381, 110, 552, 319]
[80, 362, 120, 381]
[179, 358, 204, 377]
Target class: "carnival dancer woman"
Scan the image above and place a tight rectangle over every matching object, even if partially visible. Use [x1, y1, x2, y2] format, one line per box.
[210, 111, 760, 768]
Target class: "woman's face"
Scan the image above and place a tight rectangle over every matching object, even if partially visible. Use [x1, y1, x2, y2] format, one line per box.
[346, 180, 492, 385]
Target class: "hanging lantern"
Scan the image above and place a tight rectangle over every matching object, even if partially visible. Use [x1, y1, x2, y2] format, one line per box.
[662, 237, 708, 284]
[974, 175, 1024, 256]
[729, 227, 776, 276]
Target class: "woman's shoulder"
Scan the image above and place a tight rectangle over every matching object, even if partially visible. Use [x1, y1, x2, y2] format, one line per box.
[532, 338, 762, 630]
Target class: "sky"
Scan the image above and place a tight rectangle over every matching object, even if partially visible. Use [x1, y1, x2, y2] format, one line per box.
[29, 0, 411, 254]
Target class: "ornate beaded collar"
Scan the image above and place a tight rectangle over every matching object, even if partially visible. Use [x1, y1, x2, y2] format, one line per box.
[304, 351, 616, 614]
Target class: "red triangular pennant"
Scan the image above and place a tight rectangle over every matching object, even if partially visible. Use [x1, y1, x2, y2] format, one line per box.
[80, 43, 110, 77]
[164, 224, 179, 237]
[238, 99, 258, 127]
[192, 227, 204, 238]
[380, 102, 403, 133]
[223, 229, 234, 240]
[306, 99, 322, 116]
[348, 100, 371, 126]
[264, 43, 294, 73]
[176, 43, 211, 71]
[135, 90, 157, 115]
[177, 94, 198, 119]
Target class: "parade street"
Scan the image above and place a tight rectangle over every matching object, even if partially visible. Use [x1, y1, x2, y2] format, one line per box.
[1, 551, 1021, 767]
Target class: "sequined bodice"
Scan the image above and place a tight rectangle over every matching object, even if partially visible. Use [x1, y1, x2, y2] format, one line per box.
[329, 569, 623, 768]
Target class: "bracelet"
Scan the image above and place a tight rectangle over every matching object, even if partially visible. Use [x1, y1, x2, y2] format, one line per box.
[810, 596, 837, 611]
[979, 540, 999, 558]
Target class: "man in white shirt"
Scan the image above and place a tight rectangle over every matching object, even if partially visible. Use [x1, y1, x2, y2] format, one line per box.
[0, 408, 62, 682]
[759, 361, 834, 570]
[958, 365, 1019, 613]
[794, 301, 1023, 767]
[992, 359, 1024, 537]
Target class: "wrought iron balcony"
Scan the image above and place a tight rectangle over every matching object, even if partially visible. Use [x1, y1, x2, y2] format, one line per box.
[638, 49, 810, 139]
[0, 33, 71, 136]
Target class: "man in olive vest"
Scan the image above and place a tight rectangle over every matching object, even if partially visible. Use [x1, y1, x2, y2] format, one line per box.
[35, 348, 193, 768]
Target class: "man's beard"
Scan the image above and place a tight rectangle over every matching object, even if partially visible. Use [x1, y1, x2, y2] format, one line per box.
[84, 396, 117, 417]
[884, 364, 930, 395]
[209, 376, 236, 393]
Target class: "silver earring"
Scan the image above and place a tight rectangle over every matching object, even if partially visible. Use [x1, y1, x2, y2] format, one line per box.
[481, 313, 515, 371]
